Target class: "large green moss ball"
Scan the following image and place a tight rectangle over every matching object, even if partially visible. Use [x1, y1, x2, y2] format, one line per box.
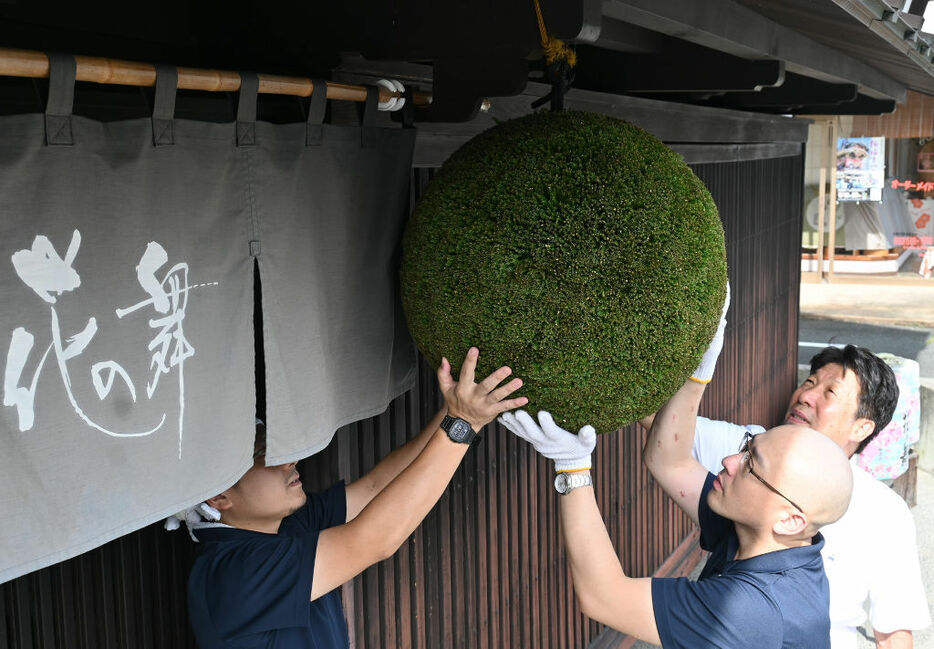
[401, 110, 726, 433]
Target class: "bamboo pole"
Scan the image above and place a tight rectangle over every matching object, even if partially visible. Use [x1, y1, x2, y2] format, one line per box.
[0, 47, 431, 105]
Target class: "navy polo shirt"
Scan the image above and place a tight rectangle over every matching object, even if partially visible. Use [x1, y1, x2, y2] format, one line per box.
[187, 482, 349, 649]
[652, 473, 830, 649]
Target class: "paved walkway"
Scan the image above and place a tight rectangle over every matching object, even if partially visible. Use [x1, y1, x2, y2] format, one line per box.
[856, 468, 934, 648]
[800, 276, 934, 328]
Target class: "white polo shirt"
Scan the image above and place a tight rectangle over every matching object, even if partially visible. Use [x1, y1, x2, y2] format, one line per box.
[692, 417, 931, 649]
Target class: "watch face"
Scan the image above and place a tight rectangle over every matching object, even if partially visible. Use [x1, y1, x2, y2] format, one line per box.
[441, 416, 475, 443]
[554, 473, 569, 493]
[450, 419, 472, 441]
[555, 472, 590, 494]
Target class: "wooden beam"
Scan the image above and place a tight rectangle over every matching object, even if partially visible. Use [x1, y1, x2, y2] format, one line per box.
[715, 72, 857, 108]
[412, 82, 810, 167]
[591, 16, 664, 54]
[576, 42, 785, 93]
[603, 0, 907, 102]
[417, 55, 527, 122]
[792, 95, 897, 115]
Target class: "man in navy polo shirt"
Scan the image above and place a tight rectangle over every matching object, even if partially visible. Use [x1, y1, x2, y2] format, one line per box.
[184, 347, 527, 649]
[501, 287, 855, 647]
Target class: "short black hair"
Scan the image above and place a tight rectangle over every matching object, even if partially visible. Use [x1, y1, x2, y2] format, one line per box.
[253, 420, 267, 460]
[809, 345, 899, 454]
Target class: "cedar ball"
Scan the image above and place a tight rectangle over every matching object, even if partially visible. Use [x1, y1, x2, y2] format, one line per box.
[401, 110, 727, 433]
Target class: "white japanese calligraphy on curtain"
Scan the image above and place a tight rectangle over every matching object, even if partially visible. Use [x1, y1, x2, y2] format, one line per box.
[3, 229, 217, 458]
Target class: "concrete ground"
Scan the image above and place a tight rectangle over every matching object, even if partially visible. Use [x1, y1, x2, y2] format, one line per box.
[797, 316, 934, 379]
[631, 267, 934, 648]
[855, 467, 934, 648]
[800, 251, 934, 329]
[800, 279, 934, 329]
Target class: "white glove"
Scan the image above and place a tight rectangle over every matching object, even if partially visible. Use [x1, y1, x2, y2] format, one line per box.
[691, 281, 731, 384]
[165, 502, 221, 542]
[499, 410, 596, 472]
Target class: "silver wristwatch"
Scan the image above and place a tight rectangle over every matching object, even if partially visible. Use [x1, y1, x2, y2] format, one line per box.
[554, 471, 592, 495]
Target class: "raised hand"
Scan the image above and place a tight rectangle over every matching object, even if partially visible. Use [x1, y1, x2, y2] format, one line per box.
[499, 410, 596, 472]
[691, 281, 731, 384]
[437, 347, 528, 431]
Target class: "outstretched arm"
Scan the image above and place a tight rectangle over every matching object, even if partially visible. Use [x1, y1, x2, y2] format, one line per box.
[643, 282, 731, 525]
[311, 347, 526, 600]
[559, 481, 658, 643]
[344, 407, 447, 522]
[500, 411, 659, 643]
[641, 380, 709, 525]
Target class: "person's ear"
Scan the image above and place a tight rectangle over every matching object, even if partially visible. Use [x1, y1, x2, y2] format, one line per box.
[850, 418, 875, 446]
[772, 510, 808, 537]
[206, 492, 233, 512]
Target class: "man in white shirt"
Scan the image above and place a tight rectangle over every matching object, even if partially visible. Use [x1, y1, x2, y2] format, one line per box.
[643, 344, 930, 648]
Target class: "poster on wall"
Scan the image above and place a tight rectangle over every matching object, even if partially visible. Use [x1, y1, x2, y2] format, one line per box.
[836, 137, 885, 202]
[900, 198, 934, 249]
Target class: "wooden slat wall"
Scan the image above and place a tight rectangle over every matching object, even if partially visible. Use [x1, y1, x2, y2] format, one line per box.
[0, 154, 802, 649]
[693, 157, 803, 429]
[0, 520, 200, 648]
[849, 89, 934, 138]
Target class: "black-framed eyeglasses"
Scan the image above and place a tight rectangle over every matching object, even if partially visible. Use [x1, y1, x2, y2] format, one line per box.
[738, 432, 805, 513]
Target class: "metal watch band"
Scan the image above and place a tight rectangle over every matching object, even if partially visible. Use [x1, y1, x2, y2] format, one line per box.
[555, 471, 592, 495]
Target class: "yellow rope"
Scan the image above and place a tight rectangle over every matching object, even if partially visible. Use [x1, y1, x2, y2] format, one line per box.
[533, 0, 577, 67]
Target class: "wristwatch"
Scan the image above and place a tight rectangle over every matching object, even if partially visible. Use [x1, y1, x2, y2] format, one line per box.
[554, 471, 592, 495]
[440, 415, 481, 445]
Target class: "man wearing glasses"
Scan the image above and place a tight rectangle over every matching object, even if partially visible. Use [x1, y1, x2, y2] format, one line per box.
[679, 344, 930, 649]
[501, 289, 856, 648]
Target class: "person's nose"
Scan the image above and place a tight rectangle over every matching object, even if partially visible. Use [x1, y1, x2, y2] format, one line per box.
[795, 385, 817, 407]
[721, 452, 742, 476]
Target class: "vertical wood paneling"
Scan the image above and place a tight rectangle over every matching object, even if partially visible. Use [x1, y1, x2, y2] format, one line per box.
[1, 154, 801, 649]
[850, 90, 934, 139]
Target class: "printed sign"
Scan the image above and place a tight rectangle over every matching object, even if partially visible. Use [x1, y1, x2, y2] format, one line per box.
[836, 137, 885, 202]
[898, 198, 934, 249]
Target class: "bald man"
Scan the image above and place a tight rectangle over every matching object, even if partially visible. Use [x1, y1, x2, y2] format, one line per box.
[641, 348, 929, 648]
[500, 286, 854, 648]
[503, 380, 853, 648]
[702, 424, 853, 542]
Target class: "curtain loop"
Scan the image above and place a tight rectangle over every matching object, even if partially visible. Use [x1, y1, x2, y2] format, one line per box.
[152, 64, 178, 146]
[45, 52, 76, 146]
[237, 71, 259, 147]
[305, 78, 327, 147]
